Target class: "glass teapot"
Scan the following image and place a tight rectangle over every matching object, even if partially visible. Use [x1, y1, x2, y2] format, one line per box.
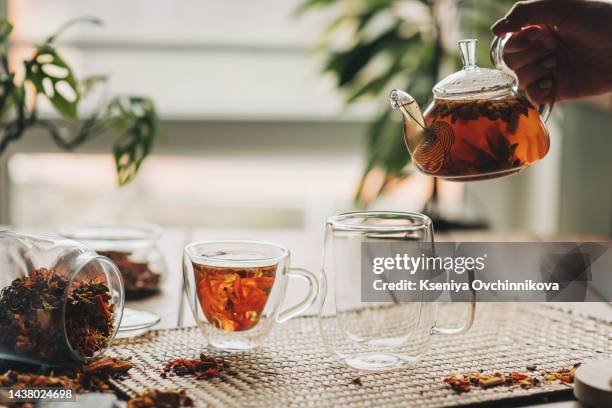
[390, 38, 550, 181]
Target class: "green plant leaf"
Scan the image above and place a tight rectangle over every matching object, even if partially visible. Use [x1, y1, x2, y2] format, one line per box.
[0, 17, 13, 43]
[25, 46, 80, 118]
[367, 113, 409, 176]
[293, 0, 346, 16]
[345, 32, 424, 103]
[346, 75, 392, 103]
[0, 14, 159, 186]
[80, 74, 108, 97]
[0, 75, 15, 121]
[106, 96, 160, 185]
[0, 81, 27, 153]
[325, 25, 401, 86]
[45, 16, 103, 44]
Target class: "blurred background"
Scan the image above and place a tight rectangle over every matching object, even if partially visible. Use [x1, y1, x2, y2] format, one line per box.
[1, 0, 611, 238]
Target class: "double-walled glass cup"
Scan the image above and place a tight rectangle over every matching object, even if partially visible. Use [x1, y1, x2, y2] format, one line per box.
[319, 211, 475, 371]
[183, 240, 318, 351]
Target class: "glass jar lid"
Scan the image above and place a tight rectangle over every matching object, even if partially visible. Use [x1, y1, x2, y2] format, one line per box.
[433, 39, 515, 99]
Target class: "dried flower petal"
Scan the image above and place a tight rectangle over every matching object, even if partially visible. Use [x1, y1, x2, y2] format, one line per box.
[163, 354, 220, 379]
[98, 251, 161, 298]
[443, 364, 580, 393]
[127, 389, 193, 408]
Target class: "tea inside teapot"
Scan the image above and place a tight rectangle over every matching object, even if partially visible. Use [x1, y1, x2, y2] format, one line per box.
[420, 95, 549, 180]
[391, 39, 550, 181]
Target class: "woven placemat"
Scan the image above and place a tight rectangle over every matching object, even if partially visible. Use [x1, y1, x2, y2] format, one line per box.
[107, 304, 611, 408]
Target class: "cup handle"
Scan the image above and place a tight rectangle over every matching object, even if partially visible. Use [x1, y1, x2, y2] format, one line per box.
[490, 32, 553, 122]
[431, 302, 475, 335]
[276, 267, 319, 323]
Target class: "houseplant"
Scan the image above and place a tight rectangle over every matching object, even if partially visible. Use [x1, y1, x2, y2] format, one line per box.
[297, 0, 514, 209]
[0, 16, 160, 185]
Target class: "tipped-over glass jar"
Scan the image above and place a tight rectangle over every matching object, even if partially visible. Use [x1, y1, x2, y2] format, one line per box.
[390, 39, 550, 181]
[59, 224, 167, 300]
[0, 231, 124, 365]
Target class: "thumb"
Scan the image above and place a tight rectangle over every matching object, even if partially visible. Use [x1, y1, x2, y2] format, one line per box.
[492, 0, 564, 35]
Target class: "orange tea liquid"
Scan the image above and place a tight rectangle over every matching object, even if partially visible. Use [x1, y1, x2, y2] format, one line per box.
[417, 97, 549, 181]
[193, 260, 276, 332]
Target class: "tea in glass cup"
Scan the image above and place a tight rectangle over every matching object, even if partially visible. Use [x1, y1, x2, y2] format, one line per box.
[183, 240, 318, 351]
[193, 258, 276, 332]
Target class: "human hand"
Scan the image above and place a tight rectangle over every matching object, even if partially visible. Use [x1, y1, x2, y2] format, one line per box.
[492, 0, 612, 104]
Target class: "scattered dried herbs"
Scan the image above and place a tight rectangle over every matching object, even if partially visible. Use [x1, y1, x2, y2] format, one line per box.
[79, 356, 133, 393]
[0, 370, 83, 408]
[99, 251, 161, 298]
[542, 363, 580, 384]
[444, 374, 471, 393]
[0, 370, 84, 392]
[127, 389, 193, 408]
[82, 356, 133, 375]
[0, 268, 115, 362]
[444, 364, 580, 393]
[162, 354, 219, 379]
[0, 356, 133, 408]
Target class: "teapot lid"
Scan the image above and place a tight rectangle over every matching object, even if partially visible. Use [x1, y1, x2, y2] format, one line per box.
[433, 39, 515, 99]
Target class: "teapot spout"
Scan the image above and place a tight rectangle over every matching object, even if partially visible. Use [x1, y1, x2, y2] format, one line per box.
[389, 89, 425, 152]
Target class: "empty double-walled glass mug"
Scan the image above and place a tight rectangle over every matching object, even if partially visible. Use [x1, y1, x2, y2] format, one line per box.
[183, 240, 319, 351]
[319, 211, 475, 371]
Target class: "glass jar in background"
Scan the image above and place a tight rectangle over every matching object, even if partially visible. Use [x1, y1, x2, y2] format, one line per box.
[0, 231, 123, 365]
[59, 224, 167, 300]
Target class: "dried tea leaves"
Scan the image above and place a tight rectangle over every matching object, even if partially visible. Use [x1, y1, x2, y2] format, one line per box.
[99, 251, 161, 298]
[0, 370, 84, 392]
[65, 279, 115, 358]
[83, 357, 133, 375]
[0, 356, 133, 407]
[0, 268, 115, 362]
[127, 389, 193, 408]
[80, 357, 134, 393]
[428, 97, 532, 133]
[444, 363, 580, 393]
[459, 131, 522, 173]
[162, 354, 220, 379]
[542, 364, 579, 384]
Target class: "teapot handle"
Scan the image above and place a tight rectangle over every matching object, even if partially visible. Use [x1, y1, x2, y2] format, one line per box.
[490, 33, 553, 122]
